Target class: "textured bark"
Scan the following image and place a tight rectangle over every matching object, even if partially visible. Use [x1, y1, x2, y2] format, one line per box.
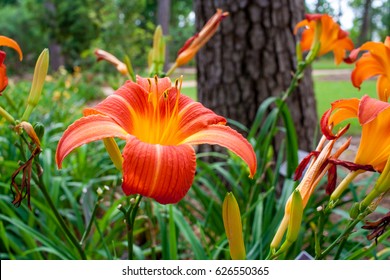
[195, 0, 317, 151]
[157, 0, 171, 71]
[358, 0, 372, 45]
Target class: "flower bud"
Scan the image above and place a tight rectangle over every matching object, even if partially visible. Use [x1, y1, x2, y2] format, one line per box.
[33, 122, 45, 141]
[277, 189, 303, 253]
[22, 49, 49, 120]
[222, 192, 246, 260]
[17, 121, 41, 147]
[103, 137, 123, 171]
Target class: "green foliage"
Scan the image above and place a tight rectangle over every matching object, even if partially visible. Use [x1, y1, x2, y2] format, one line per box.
[0, 0, 48, 72]
[348, 0, 389, 43]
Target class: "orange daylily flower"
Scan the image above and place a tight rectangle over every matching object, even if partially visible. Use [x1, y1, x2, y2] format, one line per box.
[271, 134, 351, 249]
[350, 36, 390, 102]
[294, 14, 354, 65]
[56, 76, 256, 204]
[322, 95, 390, 172]
[0, 35, 23, 93]
[174, 9, 228, 68]
[94, 49, 128, 75]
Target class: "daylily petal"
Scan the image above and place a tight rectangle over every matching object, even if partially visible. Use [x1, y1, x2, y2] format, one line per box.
[358, 95, 390, 125]
[136, 75, 171, 96]
[180, 125, 257, 177]
[0, 56, 7, 93]
[360, 40, 390, 71]
[122, 136, 196, 204]
[84, 81, 149, 134]
[176, 94, 226, 142]
[328, 98, 359, 126]
[322, 95, 390, 172]
[295, 14, 353, 64]
[0, 36, 23, 60]
[350, 37, 390, 101]
[352, 54, 385, 89]
[356, 102, 390, 171]
[377, 75, 390, 102]
[56, 115, 128, 168]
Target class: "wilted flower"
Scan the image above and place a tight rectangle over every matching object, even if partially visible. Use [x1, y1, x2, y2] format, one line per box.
[95, 49, 128, 75]
[167, 9, 228, 75]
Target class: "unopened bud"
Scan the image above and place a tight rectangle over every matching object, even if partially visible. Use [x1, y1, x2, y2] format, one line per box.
[22, 49, 49, 120]
[33, 122, 45, 141]
[222, 192, 246, 260]
[103, 137, 123, 171]
[278, 189, 303, 253]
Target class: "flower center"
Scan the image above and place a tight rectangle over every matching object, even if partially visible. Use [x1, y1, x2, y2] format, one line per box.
[133, 76, 182, 146]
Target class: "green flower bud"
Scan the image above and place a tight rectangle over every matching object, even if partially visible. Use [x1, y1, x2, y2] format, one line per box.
[33, 122, 45, 141]
[22, 49, 49, 121]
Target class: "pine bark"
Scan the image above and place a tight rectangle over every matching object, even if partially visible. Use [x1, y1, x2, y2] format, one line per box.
[195, 0, 317, 151]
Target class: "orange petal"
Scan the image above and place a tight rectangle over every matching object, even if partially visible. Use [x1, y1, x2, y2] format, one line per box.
[136, 75, 172, 96]
[0, 36, 23, 60]
[56, 115, 128, 168]
[294, 19, 310, 34]
[0, 62, 7, 93]
[358, 95, 390, 125]
[83, 81, 149, 134]
[180, 124, 257, 177]
[176, 94, 226, 142]
[351, 54, 384, 89]
[328, 98, 360, 125]
[355, 104, 390, 171]
[377, 75, 390, 102]
[122, 137, 196, 204]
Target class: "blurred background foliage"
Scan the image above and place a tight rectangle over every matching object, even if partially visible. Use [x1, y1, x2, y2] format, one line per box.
[0, 0, 388, 74]
[0, 0, 389, 260]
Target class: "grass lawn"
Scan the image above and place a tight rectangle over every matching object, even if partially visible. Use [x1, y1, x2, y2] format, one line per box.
[182, 77, 378, 135]
[312, 57, 354, 70]
[314, 79, 377, 134]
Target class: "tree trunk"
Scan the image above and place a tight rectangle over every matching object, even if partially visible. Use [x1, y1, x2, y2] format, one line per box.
[195, 0, 317, 151]
[157, 0, 171, 72]
[358, 0, 372, 45]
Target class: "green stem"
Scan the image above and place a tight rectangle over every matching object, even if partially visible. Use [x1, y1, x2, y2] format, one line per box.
[316, 207, 371, 260]
[314, 209, 326, 258]
[126, 195, 143, 260]
[0, 105, 15, 123]
[79, 198, 101, 246]
[3, 91, 18, 112]
[281, 62, 306, 102]
[33, 160, 87, 259]
[347, 228, 390, 259]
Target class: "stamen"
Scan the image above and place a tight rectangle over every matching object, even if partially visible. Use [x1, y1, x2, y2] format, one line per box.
[163, 89, 169, 99]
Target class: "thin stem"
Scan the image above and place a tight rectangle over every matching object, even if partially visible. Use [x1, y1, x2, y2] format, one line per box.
[32, 161, 87, 259]
[316, 219, 360, 259]
[79, 198, 101, 246]
[317, 207, 371, 260]
[314, 209, 326, 258]
[281, 62, 306, 102]
[0, 105, 15, 123]
[126, 195, 143, 260]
